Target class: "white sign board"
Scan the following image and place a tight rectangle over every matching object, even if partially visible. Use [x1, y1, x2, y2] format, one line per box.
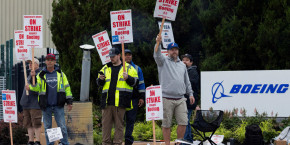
[146, 85, 163, 121]
[110, 9, 133, 44]
[153, 0, 180, 21]
[201, 70, 290, 117]
[15, 30, 31, 61]
[23, 15, 43, 48]
[92, 30, 112, 64]
[158, 21, 175, 48]
[2, 90, 17, 123]
[47, 127, 63, 142]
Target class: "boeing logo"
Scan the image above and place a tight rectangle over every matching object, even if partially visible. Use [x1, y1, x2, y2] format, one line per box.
[212, 81, 231, 103]
[211, 81, 289, 103]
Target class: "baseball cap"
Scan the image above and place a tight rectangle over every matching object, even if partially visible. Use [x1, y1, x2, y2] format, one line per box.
[26, 57, 39, 65]
[181, 54, 193, 62]
[167, 42, 179, 50]
[124, 49, 132, 54]
[109, 48, 120, 57]
[46, 53, 56, 60]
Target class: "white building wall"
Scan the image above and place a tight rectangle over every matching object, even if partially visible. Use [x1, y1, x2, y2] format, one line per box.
[0, 0, 55, 64]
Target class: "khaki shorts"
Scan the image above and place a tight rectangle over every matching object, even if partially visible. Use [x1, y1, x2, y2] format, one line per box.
[162, 97, 188, 128]
[23, 109, 42, 128]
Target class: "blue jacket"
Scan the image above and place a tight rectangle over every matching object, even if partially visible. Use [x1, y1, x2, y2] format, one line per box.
[129, 61, 145, 100]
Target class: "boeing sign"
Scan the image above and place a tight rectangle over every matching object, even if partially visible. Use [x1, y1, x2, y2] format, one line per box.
[202, 70, 290, 117]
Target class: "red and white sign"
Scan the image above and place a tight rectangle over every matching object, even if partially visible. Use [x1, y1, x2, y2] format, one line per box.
[92, 30, 112, 64]
[15, 30, 31, 61]
[158, 21, 175, 48]
[146, 85, 163, 121]
[110, 9, 133, 44]
[161, 49, 168, 57]
[154, 0, 180, 21]
[1, 90, 17, 123]
[23, 15, 43, 48]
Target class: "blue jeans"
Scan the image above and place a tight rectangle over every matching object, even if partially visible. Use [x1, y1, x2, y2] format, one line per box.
[184, 109, 193, 143]
[125, 98, 139, 145]
[42, 106, 69, 145]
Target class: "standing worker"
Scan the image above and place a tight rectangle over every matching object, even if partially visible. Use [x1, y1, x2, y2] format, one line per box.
[26, 53, 73, 145]
[20, 58, 42, 145]
[96, 48, 138, 145]
[154, 35, 195, 145]
[181, 54, 200, 144]
[124, 49, 145, 145]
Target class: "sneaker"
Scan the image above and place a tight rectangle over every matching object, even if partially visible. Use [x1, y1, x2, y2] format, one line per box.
[27, 141, 34, 145]
[34, 141, 41, 145]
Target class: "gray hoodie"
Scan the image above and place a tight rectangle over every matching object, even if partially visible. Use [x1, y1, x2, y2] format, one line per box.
[153, 44, 193, 98]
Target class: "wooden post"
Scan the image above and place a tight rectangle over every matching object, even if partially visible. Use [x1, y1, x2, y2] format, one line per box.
[153, 119, 156, 145]
[31, 47, 35, 85]
[9, 122, 13, 145]
[22, 60, 29, 95]
[121, 40, 126, 72]
[155, 17, 166, 52]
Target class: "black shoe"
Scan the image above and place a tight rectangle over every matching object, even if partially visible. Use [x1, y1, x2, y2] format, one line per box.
[27, 141, 34, 145]
[34, 141, 41, 145]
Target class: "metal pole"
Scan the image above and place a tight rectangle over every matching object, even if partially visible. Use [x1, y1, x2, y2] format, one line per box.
[0, 45, 4, 76]
[6, 41, 9, 89]
[80, 49, 91, 101]
[9, 39, 13, 89]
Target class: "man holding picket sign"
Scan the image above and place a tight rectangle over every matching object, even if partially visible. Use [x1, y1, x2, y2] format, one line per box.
[154, 35, 195, 145]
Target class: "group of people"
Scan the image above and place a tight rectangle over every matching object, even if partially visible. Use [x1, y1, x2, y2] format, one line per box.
[97, 34, 200, 145]
[20, 34, 199, 145]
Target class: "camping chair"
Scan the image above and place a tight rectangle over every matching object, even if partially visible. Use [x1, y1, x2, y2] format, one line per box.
[191, 110, 224, 145]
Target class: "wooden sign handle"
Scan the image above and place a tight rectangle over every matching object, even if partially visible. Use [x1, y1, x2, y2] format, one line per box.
[22, 60, 29, 95]
[9, 122, 13, 145]
[122, 42, 126, 72]
[155, 17, 166, 52]
[32, 47, 35, 85]
[153, 119, 156, 145]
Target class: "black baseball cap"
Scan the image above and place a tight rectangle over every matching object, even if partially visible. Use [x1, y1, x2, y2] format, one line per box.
[109, 47, 120, 57]
[124, 49, 132, 54]
[181, 54, 193, 62]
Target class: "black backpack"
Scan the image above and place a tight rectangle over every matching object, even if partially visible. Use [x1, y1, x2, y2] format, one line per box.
[244, 124, 265, 145]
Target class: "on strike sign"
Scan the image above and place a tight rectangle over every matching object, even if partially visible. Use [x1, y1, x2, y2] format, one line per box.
[158, 21, 175, 48]
[23, 15, 43, 48]
[47, 127, 63, 142]
[110, 9, 133, 44]
[2, 90, 17, 123]
[92, 30, 112, 65]
[15, 30, 31, 61]
[146, 85, 163, 121]
[154, 0, 180, 21]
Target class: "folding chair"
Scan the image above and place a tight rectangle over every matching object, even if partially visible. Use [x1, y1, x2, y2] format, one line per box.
[191, 110, 224, 145]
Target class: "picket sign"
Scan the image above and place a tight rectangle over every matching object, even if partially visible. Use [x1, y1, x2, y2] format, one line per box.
[23, 15, 43, 85]
[92, 30, 112, 65]
[15, 30, 30, 95]
[146, 85, 163, 145]
[153, 0, 180, 52]
[110, 9, 133, 72]
[2, 90, 17, 145]
[47, 127, 63, 142]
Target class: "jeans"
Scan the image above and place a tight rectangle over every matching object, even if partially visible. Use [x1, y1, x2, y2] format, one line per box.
[125, 98, 139, 145]
[42, 106, 69, 145]
[184, 109, 193, 143]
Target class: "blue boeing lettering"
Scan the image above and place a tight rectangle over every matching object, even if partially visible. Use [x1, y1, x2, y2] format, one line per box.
[229, 84, 289, 94]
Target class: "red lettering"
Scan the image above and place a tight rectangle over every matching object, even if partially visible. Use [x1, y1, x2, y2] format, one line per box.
[25, 26, 42, 31]
[148, 107, 160, 112]
[16, 40, 24, 45]
[150, 90, 155, 96]
[3, 101, 16, 106]
[97, 40, 110, 49]
[6, 94, 11, 100]
[112, 21, 131, 28]
[98, 36, 104, 42]
[19, 34, 24, 39]
[30, 19, 36, 25]
[118, 15, 125, 20]
[159, 0, 178, 6]
[5, 109, 15, 114]
[146, 97, 161, 104]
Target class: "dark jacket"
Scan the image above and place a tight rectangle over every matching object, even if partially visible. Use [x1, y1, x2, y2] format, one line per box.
[185, 65, 200, 109]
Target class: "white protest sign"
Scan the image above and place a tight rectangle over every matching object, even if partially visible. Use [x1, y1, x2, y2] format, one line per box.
[154, 0, 180, 21]
[92, 30, 112, 64]
[23, 15, 43, 48]
[158, 21, 175, 48]
[47, 127, 63, 142]
[2, 90, 17, 123]
[15, 30, 31, 61]
[146, 85, 163, 121]
[161, 49, 168, 57]
[110, 9, 133, 44]
[211, 135, 224, 144]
